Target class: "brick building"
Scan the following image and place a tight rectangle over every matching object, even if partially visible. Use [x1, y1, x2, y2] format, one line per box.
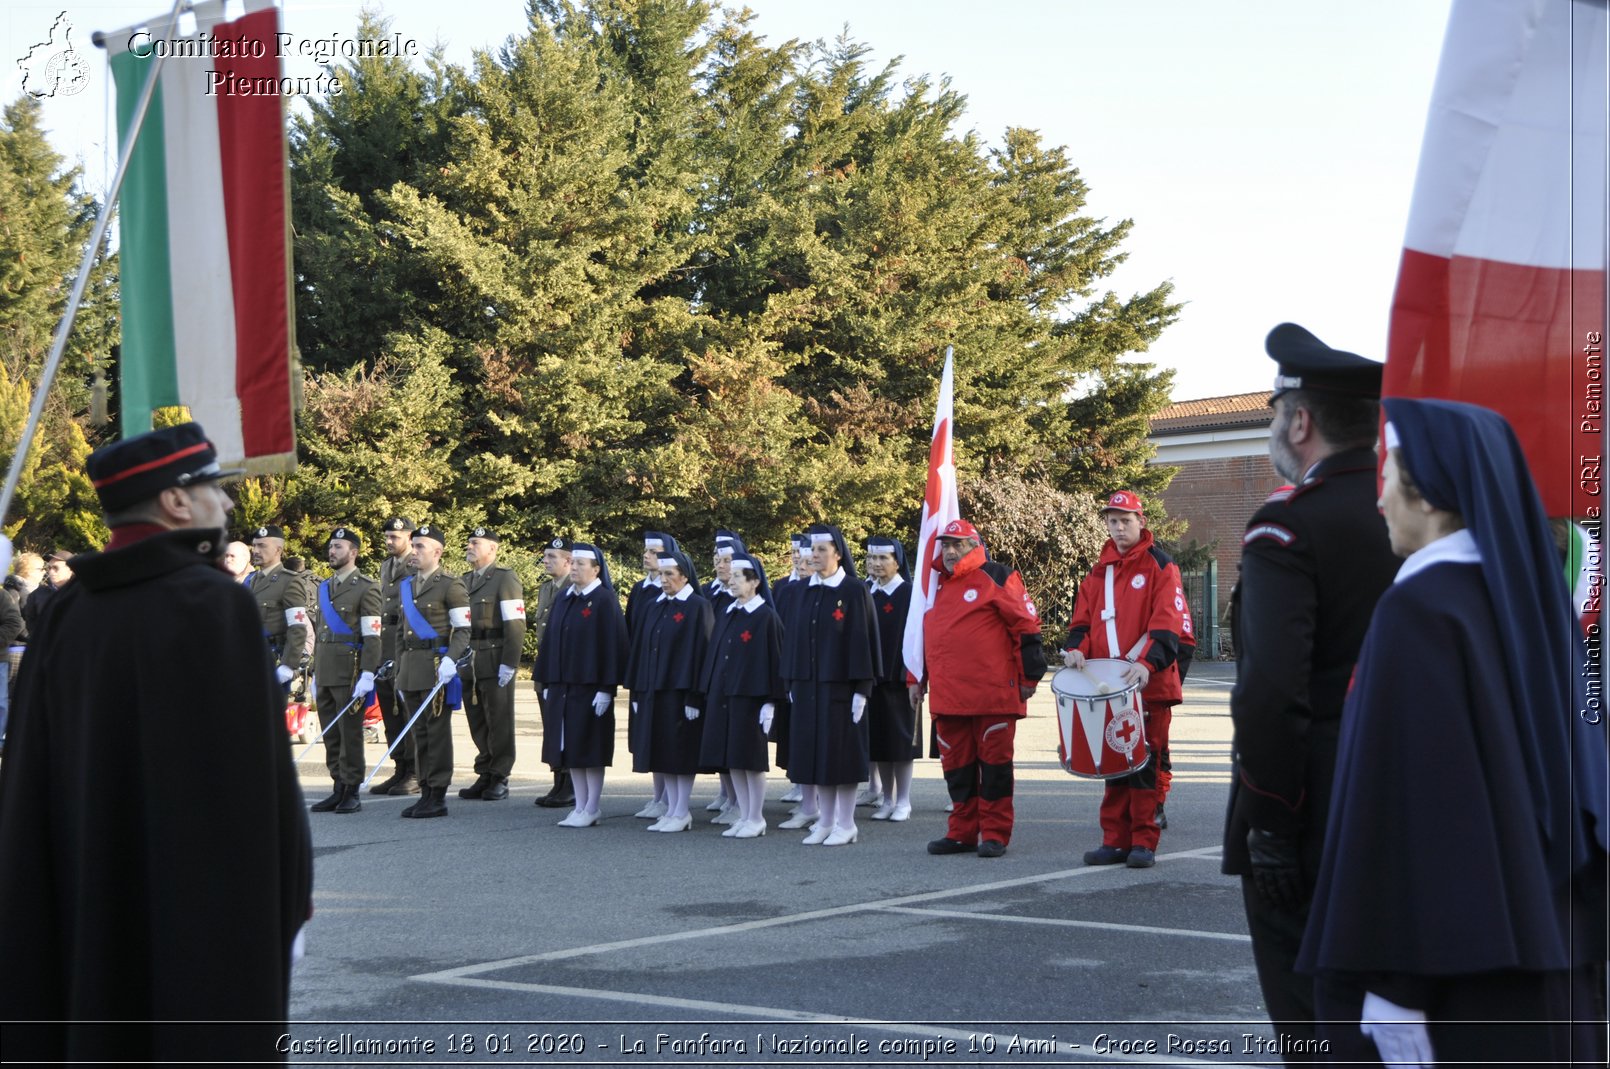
[1147, 392, 1282, 656]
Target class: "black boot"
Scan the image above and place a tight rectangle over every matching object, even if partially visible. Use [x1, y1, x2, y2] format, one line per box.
[481, 776, 509, 801]
[386, 771, 421, 796]
[310, 781, 342, 812]
[459, 774, 490, 800]
[371, 767, 410, 795]
[334, 783, 362, 814]
[411, 786, 448, 819]
[535, 769, 574, 808]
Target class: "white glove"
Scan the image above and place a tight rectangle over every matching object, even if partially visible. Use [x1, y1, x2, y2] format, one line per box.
[543, 687, 549, 701]
[1361, 991, 1434, 1068]
[759, 703, 775, 733]
[592, 691, 611, 716]
[851, 692, 866, 723]
[1122, 659, 1151, 689]
[684, 705, 700, 721]
[436, 657, 457, 685]
[631, 700, 638, 714]
[276, 665, 295, 685]
[498, 665, 515, 688]
[1062, 648, 1085, 668]
[351, 671, 375, 698]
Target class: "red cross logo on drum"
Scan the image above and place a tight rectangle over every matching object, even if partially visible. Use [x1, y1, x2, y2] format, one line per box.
[1105, 709, 1143, 757]
[740, 630, 752, 643]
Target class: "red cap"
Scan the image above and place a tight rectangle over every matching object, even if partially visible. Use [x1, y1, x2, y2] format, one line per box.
[1102, 490, 1144, 516]
[936, 518, 980, 541]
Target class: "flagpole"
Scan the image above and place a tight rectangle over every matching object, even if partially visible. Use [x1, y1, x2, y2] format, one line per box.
[0, 0, 189, 525]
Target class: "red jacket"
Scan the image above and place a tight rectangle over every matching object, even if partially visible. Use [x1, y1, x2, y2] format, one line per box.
[922, 546, 1048, 717]
[1065, 529, 1184, 707]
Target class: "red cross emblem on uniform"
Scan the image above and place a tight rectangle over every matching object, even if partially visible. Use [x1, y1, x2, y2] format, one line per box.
[580, 606, 591, 618]
[740, 630, 752, 643]
[882, 603, 893, 613]
[832, 608, 845, 621]
[673, 612, 685, 623]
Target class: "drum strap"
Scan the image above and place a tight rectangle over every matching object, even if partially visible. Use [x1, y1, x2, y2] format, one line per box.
[1102, 565, 1150, 663]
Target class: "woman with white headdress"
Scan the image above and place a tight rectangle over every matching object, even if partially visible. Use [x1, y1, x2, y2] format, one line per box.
[865, 536, 920, 821]
[694, 551, 785, 838]
[532, 543, 628, 828]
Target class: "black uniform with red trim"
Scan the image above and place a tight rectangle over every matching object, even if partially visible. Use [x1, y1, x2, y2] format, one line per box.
[1222, 446, 1399, 1049]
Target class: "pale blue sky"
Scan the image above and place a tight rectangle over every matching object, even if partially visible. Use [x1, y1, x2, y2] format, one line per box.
[5, 0, 1455, 401]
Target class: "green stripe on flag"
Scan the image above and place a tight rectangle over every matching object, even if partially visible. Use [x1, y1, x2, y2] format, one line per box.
[111, 50, 180, 437]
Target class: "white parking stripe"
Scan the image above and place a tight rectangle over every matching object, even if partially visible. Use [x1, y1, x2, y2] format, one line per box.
[412, 845, 1228, 981]
[874, 905, 1251, 943]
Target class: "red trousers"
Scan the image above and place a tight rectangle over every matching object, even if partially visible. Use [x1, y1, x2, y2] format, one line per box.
[934, 714, 1016, 846]
[1098, 704, 1172, 850]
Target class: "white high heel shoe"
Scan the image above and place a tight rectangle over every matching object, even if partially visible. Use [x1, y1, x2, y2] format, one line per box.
[733, 819, 766, 839]
[651, 813, 692, 833]
[823, 825, 859, 847]
[802, 823, 831, 845]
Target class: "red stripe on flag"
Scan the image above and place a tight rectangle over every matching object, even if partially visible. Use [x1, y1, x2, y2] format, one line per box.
[212, 8, 293, 460]
[1386, 248, 1605, 517]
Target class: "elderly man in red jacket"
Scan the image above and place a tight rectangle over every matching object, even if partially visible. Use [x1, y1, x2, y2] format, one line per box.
[1063, 490, 1185, 869]
[910, 519, 1047, 858]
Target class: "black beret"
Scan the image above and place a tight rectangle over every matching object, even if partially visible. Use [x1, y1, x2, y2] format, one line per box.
[412, 524, 446, 546]
[469, 526, 500, 543]
[252, 524, 285, 541]
[329, 527, 361, 549]
[544, 536, 574, 552]
[86, 422, 242, 514]
[1266, 323, 1383, 402]
[383, 516, 413, 534]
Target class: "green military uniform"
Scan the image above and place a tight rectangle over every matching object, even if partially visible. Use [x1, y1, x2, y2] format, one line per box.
[395, 538, 469, 815]
[248, 548, 311, 674]
[311, 547, 382, 806]
[460, 528, 527, 799]
[372, 525, 418, 794]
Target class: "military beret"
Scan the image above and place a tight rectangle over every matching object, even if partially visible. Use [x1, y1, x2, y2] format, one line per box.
[1266, 323, 1383, 401]
[383, 516, 413, 533]
[329, 526, 361, 549]
[412, 524, 446, 546]
[253, 524, 286, 541]
[469, 526, 500, 543]
[85, 422, 242, 514]
[545, 536, 574, 553]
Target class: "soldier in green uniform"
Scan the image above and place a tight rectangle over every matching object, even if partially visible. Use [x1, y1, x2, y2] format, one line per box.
[458, 527, 527, 801]
[308, 527, 383, 815]
[370, 517, 418, 796]
[248, 525, 311, 688]
[531, 537, 575, 808]
[395, 524, 469, 819]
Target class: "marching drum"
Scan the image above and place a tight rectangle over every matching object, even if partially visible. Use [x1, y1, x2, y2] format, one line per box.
[1050, 658, 1150, 779]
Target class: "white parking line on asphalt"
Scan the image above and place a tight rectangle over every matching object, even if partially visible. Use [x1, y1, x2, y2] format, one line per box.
[412, 845, 1227, 981]
[873, 906, 1251, 943]
[415, 976, 1224, 1066]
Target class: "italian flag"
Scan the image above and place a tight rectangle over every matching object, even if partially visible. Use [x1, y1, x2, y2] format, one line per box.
[109, 0, 296, 472]
[1385, 0, 1606, 518]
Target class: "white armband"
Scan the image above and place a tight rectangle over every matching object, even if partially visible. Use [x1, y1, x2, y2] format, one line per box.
[448, 606, 472, 629]
[285, 606, 308, 628]
[500, 599, 526, 622]
[360, 616, 382, 637]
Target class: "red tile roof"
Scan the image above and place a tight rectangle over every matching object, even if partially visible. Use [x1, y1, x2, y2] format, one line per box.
[1150, 391, 1275, 435]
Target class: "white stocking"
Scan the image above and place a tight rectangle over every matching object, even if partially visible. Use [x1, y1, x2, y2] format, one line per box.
[669, 775, 694, 819]
[875, 762, 893, 799]
[717, 770, 734, 805]
[797, 783, 819, 819]
[893, 762, 914, 807]
[747, 771, 767, 823]
[582, 767, 605, 815]
[651, 772, 666, 804]
[834, 784, 858, 831]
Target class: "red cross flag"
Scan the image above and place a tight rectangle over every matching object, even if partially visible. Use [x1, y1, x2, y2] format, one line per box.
[902, 347, 960, 684]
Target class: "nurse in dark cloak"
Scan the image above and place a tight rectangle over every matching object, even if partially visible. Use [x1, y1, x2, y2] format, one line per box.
[694, 551, 786, 838]
[772, 533, 811, 803]
[626, 532, 672, 820]
[864, 536, 920, 822]
[1296, 398, 1608, 1066]
[780, 523, 882, 846]
[702, 529, 745, 820]
[625, 545, 713, 832]
[533, 543, 628, 828]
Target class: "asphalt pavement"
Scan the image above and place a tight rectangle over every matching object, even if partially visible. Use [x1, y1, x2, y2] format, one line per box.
[286, 661, 1285, 1067]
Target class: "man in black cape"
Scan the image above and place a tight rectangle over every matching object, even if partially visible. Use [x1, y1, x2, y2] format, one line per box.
[0, 422, 313, 1062]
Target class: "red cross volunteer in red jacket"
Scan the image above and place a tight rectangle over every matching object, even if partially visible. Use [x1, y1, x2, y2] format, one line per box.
[1063, 490, 1184, 869]
[912, 519, 1047, 859]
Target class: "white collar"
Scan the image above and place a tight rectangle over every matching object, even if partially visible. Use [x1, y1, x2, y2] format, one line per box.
[570, 577, 602, 596]
[708, 579, 726, 593]
[811, 567, 846, 588]
[658, 584, 695, 602]
[643, 575, 662, 588]
[727, 594, 766, 613]
[870, 574, 905, 595]
[1394, 528, 1478, 585]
